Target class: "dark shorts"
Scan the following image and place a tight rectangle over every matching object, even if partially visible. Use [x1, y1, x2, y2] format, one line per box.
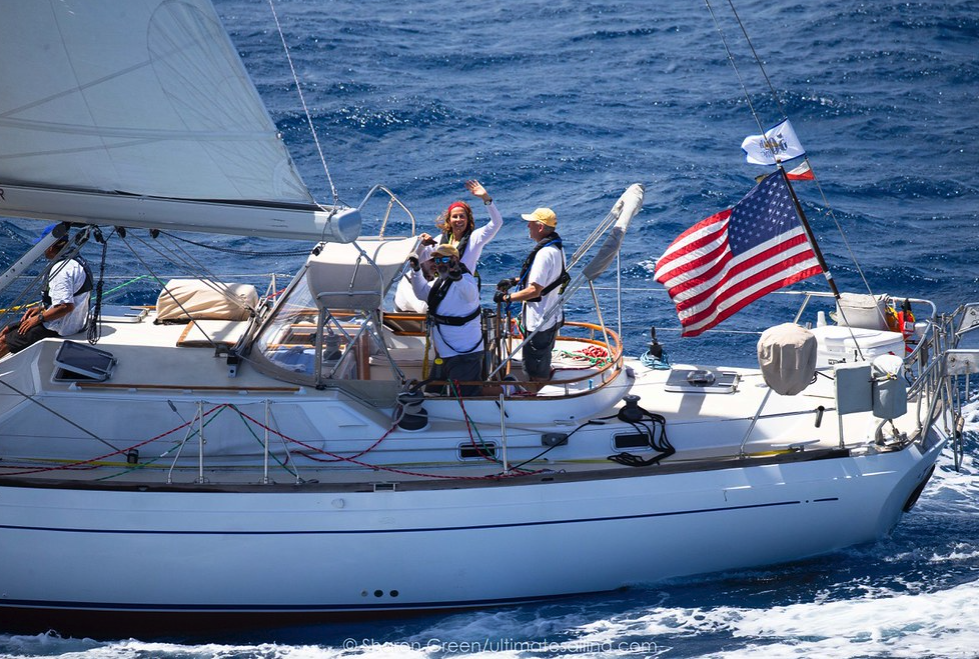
[522, 324, 558, 379]
[433, 351, 485, 397]
[2, 320, 59, 354]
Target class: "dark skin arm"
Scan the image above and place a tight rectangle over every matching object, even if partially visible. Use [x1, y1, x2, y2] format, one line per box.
[504, 282, 543, 303]
[16, 302, 74, 335]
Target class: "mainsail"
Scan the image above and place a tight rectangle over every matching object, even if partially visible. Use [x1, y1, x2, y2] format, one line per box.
[0, 0, 359, 242]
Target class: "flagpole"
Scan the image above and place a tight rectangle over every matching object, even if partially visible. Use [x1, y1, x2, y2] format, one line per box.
[777, 166, 841, 300]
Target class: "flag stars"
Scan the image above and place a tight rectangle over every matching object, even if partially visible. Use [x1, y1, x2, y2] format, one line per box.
[726, 175, 804, 255]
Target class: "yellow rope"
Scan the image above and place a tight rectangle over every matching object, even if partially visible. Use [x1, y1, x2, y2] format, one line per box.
[422, 333, 431, 378]
[0, 301, 40, 315]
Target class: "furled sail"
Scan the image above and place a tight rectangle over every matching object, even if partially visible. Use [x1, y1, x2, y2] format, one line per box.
[0, 0, 360, 242]
[579, 183, 644, 284]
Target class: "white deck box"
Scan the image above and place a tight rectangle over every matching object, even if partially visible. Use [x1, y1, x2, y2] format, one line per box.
[809, 325, 905, 368]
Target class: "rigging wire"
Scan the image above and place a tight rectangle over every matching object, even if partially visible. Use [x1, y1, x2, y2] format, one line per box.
[706, 0, 877, 299]
[720, 0, 788, 122]
[158, 231, 311, 257]
[0, 377, 119, 452]
[155, 233, 258, 311]
[113, 234, 221, 349]
[87, 227, 115, 345]
[124, 231, 258, 319]
[702, 0, 767, 136]
[719, 0, 876, 298]
[265, 0, 341, 208]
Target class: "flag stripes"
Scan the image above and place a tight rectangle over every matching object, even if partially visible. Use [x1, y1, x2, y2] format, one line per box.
[654, 174, 822, 337]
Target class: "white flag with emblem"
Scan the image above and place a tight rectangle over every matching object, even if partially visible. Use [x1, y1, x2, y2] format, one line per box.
[741, 119, 806, 165]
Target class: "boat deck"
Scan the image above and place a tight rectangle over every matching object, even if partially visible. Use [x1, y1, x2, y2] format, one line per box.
[0, 306, 928, 491]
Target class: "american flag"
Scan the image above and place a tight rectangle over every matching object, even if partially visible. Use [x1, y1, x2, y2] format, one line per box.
[654, 173, 823, 337]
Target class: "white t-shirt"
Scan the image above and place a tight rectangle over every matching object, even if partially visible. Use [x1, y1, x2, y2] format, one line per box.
[410, 271, 483, 358]
[43, 259, 91, 336]
[522, 244, 565, 332]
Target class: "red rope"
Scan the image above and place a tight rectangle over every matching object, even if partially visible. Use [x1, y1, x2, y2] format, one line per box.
[2, 403, 229, 476]
[234, 406, 542, 481]
[4, 400, 544, 483]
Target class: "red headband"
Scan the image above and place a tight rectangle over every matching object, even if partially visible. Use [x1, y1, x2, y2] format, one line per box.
[446, 201, 470, 216]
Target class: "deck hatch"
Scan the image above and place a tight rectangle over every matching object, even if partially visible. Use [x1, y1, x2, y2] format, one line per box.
[613, 433, 652, 450]
[664, 368, 740, 393]
[52, 340, 117, 382]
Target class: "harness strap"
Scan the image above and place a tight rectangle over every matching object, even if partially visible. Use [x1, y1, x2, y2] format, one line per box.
[434, 325, 483, 355]
[440, 229, 471, 261]
[517, 234, 567, 303]
[41, 255, 94, 308]
[430, 307, 480, 327]
[538, 270, 571, 299]
[426, 268, 482, 355]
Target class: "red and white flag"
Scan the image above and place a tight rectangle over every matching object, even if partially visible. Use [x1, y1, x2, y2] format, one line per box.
[786, 161, 814, 180]
[654, 174, 823, 337]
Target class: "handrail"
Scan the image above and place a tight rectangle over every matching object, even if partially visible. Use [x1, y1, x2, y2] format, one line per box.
[421, 323, 625, 399]
[357, 185, 417, 237]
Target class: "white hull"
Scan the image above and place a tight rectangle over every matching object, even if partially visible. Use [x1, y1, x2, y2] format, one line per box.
[0, 434, 941, 613]
[1, 0, 972, 637]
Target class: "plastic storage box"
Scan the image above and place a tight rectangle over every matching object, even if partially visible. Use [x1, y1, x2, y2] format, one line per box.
[809, 325, 905, 368]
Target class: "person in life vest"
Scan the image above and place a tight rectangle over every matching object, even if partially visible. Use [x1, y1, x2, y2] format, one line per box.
[0, 226, 93, 358]
[407, 244, 485, 396]
[494, 207, 568, 390]
[395, 179, 503, 312]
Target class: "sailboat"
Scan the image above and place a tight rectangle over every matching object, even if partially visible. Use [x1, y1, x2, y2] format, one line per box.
[1, 0, 977, 633]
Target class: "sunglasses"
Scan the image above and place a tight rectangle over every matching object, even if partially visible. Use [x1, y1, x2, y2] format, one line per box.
[434, 256, 454, 264]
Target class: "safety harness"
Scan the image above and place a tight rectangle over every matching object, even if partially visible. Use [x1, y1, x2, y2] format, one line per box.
[440, 228, 483, 288]
[41, 255, 94, 308]
[516, 232, 570, 302]
[427, 265, 482, 355]
[439, 228, 471, 262]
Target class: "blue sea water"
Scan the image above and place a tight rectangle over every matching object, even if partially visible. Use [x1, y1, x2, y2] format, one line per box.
[2, 0, 979, 656]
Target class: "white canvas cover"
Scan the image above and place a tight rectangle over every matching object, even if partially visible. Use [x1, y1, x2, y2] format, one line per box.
[757, 323, 817, 396]
[580, 184, 644, 282]
[835, 293, 887, 330]
[306, 237, 419, 310]
[156, 279, 259, 322]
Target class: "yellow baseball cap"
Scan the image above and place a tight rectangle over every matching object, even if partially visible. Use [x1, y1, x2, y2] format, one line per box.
[520, 207, 557, 228]
[432, 244, 460, 259]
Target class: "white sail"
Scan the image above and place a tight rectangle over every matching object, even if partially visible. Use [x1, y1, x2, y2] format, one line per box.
[0, 0, 359, 241]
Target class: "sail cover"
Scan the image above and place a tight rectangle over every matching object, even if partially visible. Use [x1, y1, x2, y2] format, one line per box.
[0, 0, 312, 204]
[580, 184, 644, 282]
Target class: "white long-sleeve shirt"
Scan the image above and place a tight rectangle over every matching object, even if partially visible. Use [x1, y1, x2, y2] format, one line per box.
[409, 271, 483, 358]
[397, 201, 504, 312]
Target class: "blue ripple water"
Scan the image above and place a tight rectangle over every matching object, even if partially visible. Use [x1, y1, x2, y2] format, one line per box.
[1, 0, 978, 656]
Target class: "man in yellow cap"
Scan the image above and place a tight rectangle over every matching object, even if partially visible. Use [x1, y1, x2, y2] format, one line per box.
[493, 207, 568, 388]
[407, 243, 484, 396]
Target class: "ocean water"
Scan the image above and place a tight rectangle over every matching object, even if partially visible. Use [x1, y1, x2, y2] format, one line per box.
[2, 0, 979, 656]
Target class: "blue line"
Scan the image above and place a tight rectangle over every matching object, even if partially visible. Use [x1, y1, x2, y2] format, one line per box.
[0, 591, 585, 612]
[0, 499, 820, 535]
